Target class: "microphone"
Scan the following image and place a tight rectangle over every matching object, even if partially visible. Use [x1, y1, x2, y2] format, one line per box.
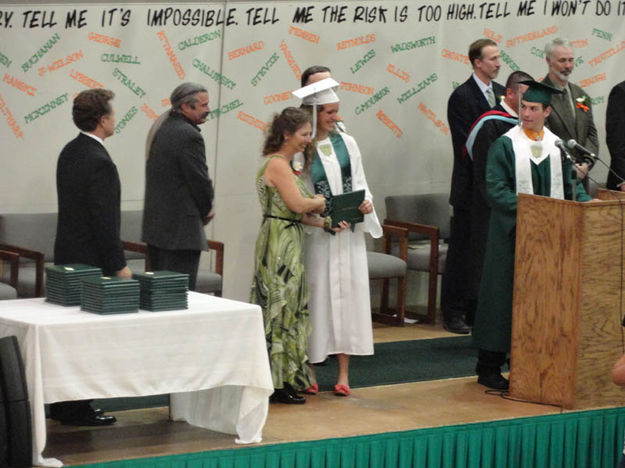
[565, 139, 596, 165]
[555, 139, 575, 164]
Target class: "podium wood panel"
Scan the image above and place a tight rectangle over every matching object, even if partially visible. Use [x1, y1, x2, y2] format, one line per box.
[510, 192, 625, 409]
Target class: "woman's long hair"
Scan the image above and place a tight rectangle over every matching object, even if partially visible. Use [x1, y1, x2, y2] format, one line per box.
[263, 107, 312, 166]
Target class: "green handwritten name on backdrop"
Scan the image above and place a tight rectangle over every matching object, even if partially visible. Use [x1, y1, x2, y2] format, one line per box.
[500, 50, 520, 71]
[114, 105, 138, 134]
[592, 27, 613, 40]
[530, 46, 546, 59]
[192, 58, 236, 89]
[24, 92, 69, 124]
[0, 51, 12, 68]
[250, 52, 279, 87]
[206, 99, 244, 121]
[390, 35, 436, 53]
[397, 74, 437, 104]
[112, 68, 146, 98]
[355, 86, 389, 115]
[178, 30, 221, 50]
[101, 53, 141, 65]
[350, 49, 375, 74]
[21, 33, 60, 72]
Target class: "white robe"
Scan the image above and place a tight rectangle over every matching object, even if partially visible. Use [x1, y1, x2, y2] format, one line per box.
[304, 132, 382, 363]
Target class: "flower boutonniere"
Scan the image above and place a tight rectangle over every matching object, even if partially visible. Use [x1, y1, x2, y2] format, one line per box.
[291, 160, 303, 176]
[576, 96, 590, 112]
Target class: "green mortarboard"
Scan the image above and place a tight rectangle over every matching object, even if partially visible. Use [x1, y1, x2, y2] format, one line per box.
[519, 80, 563, 106]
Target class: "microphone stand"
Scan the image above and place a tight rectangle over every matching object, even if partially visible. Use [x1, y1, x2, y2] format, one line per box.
[587, 153, 625, 189]
[557, 141, 578, 201]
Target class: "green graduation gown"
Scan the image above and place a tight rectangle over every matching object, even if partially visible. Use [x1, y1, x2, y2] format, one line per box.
[473, 134, 590, 353]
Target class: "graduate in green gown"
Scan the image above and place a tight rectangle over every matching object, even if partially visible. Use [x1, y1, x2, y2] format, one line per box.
[473, 81, 591, 390]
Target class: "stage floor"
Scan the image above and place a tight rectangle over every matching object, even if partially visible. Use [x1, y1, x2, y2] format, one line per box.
[44, 376, 566, 465]
[43, 321, 572, 466]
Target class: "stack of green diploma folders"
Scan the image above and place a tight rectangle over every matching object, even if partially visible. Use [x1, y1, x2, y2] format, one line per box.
[133, 271, 189, 311]
[45, 264, 102, 306]
[80, 276, 140, 314]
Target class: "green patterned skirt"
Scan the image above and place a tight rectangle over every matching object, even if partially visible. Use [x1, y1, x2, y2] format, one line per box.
[250, 217, 314, 390]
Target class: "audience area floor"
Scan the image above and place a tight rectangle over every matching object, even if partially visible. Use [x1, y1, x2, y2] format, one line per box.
[44, 320, 563, 465]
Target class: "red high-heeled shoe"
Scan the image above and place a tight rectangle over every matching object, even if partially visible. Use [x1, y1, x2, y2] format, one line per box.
[334, 384, 350, 396]
[302, 383, 319, 395]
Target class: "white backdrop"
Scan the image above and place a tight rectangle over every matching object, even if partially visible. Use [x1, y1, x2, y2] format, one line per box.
[1, 0, 624, 300]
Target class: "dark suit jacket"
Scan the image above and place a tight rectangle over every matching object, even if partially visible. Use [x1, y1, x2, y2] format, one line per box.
[468, 104, 517, 302]
[606, 80, 625, 190]
[143, 112, 214, 251]
[54, 133, 126, 276]
[543, 74, 599, 161]
[447, 76, 505, 210]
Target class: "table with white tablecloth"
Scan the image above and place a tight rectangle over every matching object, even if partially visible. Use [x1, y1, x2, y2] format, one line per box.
[0, 292, 273, 467]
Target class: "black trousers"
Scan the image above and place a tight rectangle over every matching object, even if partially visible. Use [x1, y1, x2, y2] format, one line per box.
[147, 245, 201, 291]
[49, 400, 93, 420]
[476, 348, 507, 375]
[441, 208, 476, 324]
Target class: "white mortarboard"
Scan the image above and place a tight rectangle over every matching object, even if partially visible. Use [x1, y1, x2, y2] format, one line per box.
[292, 78, 340, 137]
[292, 77, 340, 105]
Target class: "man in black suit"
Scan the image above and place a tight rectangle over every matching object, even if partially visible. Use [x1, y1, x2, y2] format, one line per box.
[542, 38, 598, 190]
[52, 88, 128, 426]
[606, 80, 625, 191]
[466, 70, 532, 317]
[465, 71, 531, 389]
[143, 83, 214, 290]
[443, 38, 505, 334]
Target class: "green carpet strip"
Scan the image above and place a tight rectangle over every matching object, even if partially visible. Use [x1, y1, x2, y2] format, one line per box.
[76, 407, 625, 468]
[315, 336, 475, 391]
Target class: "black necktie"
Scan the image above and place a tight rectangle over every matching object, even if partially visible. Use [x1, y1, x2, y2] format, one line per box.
[559, 87, 575, 125]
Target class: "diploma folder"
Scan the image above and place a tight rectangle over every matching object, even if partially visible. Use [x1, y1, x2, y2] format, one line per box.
[330, 189, 365, 228]
[80, 276, 140, 314]
[132, 271, 189, 311]
[45, 264, 103, 306]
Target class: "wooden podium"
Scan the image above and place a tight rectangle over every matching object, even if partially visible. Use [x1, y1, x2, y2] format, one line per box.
[509, 190, 625, 409]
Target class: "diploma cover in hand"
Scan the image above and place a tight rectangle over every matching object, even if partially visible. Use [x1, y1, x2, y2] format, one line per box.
[330, 190, 365, 228]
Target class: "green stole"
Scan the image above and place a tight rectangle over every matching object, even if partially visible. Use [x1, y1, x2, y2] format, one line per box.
[310, 132, 352, 217]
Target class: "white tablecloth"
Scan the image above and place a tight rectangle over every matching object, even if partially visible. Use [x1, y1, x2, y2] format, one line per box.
[0, 292, 273, 466]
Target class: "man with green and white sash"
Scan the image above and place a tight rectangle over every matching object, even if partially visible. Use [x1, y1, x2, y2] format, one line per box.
[473, 80, 591, 390]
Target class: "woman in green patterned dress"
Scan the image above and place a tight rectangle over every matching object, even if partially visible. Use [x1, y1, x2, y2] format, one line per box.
[251, 108, 339, 404]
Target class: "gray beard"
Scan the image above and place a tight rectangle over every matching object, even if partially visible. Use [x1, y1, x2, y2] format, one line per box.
[553, 70, 571, 84]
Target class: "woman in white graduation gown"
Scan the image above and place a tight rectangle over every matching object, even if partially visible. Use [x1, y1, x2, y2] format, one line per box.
[298, 79, 382, 396]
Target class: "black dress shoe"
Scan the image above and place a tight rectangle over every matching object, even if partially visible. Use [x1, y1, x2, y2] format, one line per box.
[59, 412, 117, 426]
[283, 382, 302, 397]
[443, 317, 470, 334]
[477, 373, 509, 390]
[269, 388, 306, 404]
